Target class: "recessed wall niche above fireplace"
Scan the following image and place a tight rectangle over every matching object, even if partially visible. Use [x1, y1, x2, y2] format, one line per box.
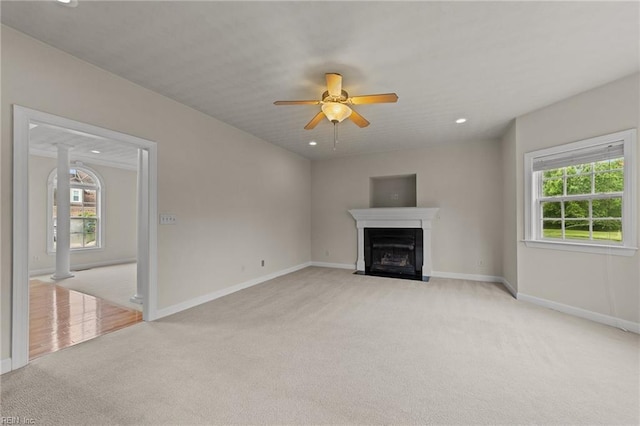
[370, 174, 417, 208]
[349, 208, 439, 281]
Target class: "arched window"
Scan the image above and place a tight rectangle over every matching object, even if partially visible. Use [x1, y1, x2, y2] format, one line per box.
[48, 165, 103, 252]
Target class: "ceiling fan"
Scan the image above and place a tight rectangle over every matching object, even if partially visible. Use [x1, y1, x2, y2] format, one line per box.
[274, 73, 398, 130]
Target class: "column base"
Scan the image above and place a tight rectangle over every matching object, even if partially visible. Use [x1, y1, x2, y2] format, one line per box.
[129, 294, 143, 305]
[50, 272, 74, 281]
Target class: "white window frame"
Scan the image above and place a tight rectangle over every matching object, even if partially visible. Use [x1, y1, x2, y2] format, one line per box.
[70, 188, 83, 203]
[524, 129, 637, 256]
[47, 165, 105, 253]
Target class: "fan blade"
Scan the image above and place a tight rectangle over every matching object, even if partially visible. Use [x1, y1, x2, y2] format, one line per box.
[326, 73, 342, 97]
[349, 93, 398, 105]
[349, 109, 370, 128]
[274, 100, 320, 105]
[304, 111, 326, 130]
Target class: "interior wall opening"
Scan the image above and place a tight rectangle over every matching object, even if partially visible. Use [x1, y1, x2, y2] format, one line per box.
[12, 106, 158, 371]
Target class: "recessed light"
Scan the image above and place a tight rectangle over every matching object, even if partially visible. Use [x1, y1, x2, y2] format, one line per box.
[455, 118, 467, 124]
[91, 150, 101, 154]
[309, 141, 317, 146]
[56, 0, 78, 7]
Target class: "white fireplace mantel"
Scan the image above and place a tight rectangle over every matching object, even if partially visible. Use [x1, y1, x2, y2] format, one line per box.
[348, 207, 439, 278]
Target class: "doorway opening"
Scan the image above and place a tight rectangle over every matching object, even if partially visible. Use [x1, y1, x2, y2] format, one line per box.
[12, 106, 158, 370]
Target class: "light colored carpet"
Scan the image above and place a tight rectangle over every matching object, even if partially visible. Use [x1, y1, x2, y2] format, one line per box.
[2, 267, 638, 424]
[33, 263, 141, 311]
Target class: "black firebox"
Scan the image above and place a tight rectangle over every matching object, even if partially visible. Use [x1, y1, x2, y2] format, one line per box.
[363, 228, 424, 280]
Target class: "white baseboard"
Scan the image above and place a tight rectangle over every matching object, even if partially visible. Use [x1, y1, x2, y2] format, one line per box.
[518, 292, 640, 334]
[431, 271, 516, 298]
[1, 358, 12, 375]
[155, 262, 312, 319]
[498, 277, 517, 298]
[310, 261, 355, 270]
[311, 265, 512, 293]
[431, 270, 503, 284]
[29, 258, 136, 277]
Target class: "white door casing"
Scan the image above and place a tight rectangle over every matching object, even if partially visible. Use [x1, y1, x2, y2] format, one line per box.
[11, 105, 158, 370]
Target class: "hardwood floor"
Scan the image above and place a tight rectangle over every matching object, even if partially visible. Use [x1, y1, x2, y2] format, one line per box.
[29, 279, 143, 360]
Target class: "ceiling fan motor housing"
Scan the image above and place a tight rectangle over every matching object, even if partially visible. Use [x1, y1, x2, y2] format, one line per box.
[322, 90, 349, 103]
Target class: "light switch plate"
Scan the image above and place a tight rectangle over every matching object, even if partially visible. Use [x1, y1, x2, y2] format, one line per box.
[159, 213, 177, 225]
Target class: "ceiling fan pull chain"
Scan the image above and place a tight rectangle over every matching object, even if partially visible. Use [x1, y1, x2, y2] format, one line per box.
[333, 122, 338, 150]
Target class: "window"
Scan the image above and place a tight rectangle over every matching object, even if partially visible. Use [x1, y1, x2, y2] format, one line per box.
[71, 188, 83, 203]
[524, 129, 637, 256]
[48, 166, 103, 252]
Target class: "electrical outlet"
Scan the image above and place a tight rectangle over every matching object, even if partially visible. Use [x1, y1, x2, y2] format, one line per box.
[325, 250, 330, 257]
[476, 260, 489, 271]
[261, 260, 265, 267]
[159, 214, 177, 225]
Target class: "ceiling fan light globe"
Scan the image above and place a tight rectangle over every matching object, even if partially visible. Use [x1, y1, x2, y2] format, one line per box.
[321, 102, 352, 123]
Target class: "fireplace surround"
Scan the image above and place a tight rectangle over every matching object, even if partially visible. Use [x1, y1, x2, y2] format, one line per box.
[348, 208, 439, 280]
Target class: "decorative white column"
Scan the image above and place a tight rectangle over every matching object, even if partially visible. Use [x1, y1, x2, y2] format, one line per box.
[130, 149, 146, 305]
[51, 144, 74, 280]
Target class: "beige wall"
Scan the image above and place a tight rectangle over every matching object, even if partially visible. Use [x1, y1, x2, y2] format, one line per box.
[28, 156, 137, 272]
[501, 122, 518, 292]
[515, 73, 639, 323]
[1, 26, 311, 359]
[2, 24, 636, 365]
[311, 140, 504, 277]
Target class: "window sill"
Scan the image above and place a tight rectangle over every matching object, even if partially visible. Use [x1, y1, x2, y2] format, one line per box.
[47, 247, 103, 255]
[523, 240, 637, 256]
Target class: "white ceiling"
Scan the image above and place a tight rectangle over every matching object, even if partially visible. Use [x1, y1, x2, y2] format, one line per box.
[2, 1, 638, 160]
[29, 123, 139, 170]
